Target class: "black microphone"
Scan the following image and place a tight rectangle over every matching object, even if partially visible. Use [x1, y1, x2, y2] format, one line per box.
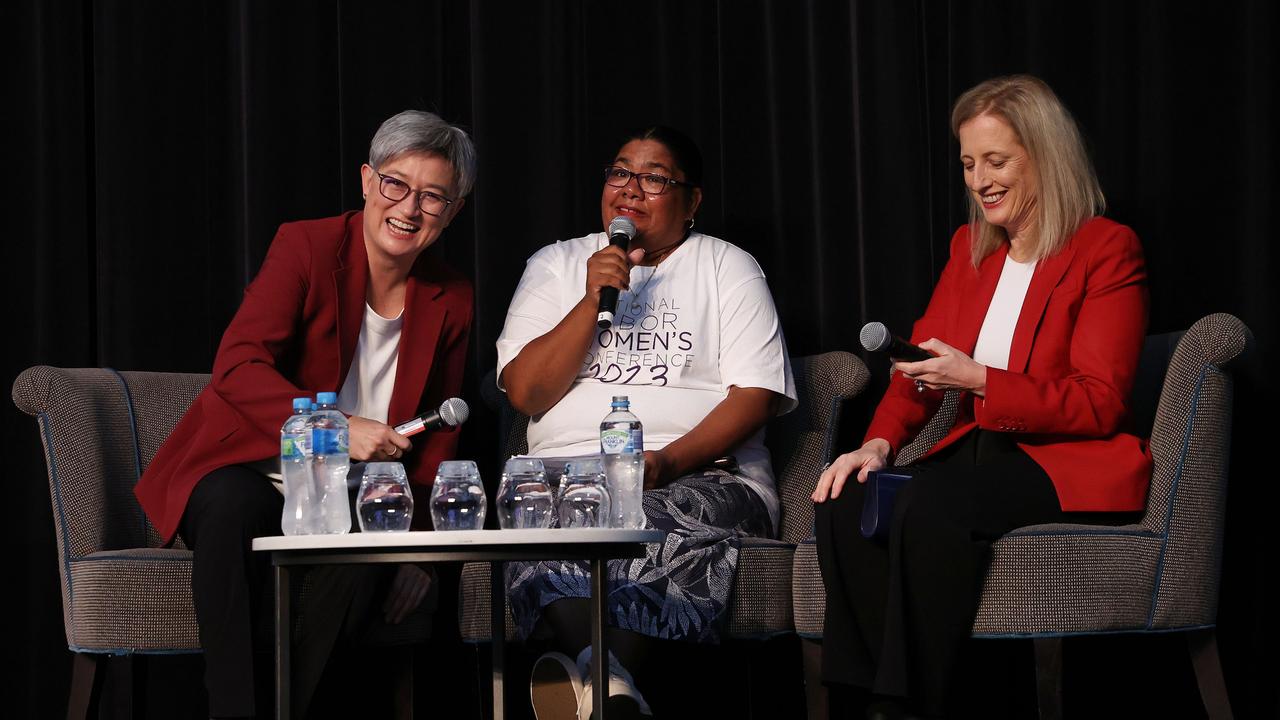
[597, 216, 638, 329]
[859, 322, 935, 362]
[393, 398, 470, 438]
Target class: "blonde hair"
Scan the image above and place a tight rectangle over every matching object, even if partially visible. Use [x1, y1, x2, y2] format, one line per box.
[951, 75, 1105, 266]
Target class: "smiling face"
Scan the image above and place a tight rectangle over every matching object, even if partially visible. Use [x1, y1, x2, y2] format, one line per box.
[958, 113, 1038, 242]
[600, 139, 701, 251]
[360, 151, 464, 266]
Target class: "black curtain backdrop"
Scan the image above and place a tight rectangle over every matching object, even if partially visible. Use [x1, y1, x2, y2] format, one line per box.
[7, 1, 1277, 717]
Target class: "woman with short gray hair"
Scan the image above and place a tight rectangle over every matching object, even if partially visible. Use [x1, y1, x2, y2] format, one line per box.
[135, 108, 477, 717]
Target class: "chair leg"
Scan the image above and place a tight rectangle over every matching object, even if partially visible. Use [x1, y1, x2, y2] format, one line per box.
[1033, 637, 1063, 720]
[392, 646, 414, 720]
[1188, 628, 1233, 720]
[66, 653, 103, 720]
[103, 654, 136, 719]
[800, 638, 828, 720]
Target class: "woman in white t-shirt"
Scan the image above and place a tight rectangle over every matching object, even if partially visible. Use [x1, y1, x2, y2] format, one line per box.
[496, 126, 796, 718]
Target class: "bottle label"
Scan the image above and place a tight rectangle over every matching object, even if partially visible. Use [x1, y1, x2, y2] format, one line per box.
[629, 428, 643, 453]
[312, 428, 349, 455]
[281, 437, 301, 459]
[601, 429, 630, 454]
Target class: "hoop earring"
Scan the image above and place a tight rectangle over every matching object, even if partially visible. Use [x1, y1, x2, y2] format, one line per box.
[685, 218, 695, 230]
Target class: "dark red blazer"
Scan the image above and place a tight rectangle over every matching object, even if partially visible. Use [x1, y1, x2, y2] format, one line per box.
[135, 212, 473, 542]
[865, 217, 1152, 512]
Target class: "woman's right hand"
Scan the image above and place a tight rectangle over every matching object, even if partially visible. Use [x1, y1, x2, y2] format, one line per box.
[812, 438, 891, 503]
[583, 244, 645, 303]
[348, 416, 412, 462]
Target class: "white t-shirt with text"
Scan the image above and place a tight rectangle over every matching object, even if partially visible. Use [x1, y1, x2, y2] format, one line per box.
[495, 231, 797, 531]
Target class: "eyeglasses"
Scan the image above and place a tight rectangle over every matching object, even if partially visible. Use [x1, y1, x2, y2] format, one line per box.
[374, 171, 455, 217]
[603, 166, 695, 196]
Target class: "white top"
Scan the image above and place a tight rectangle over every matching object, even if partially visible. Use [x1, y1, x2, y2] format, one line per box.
[972, 255, 1037, 370]
[496, 231, 798, 532]
[338, 303, 404, 423]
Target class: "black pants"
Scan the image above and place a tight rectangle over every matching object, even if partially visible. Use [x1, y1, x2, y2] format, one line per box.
[814, 431, 1072, 717]
[180, 465, 402, 718]
[180, 465, 283, 718]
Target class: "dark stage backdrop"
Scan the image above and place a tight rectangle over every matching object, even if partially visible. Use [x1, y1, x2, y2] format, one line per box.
[7, 1, 1277, 717]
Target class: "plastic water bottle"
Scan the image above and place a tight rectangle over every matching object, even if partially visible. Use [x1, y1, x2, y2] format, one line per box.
[600, 396, 644, 529]
[310, 391, 351, 534]
[280, 397, 315, 535]
[599, 395, 643, 454]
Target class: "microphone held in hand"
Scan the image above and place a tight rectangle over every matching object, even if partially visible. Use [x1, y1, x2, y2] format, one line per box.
[597, 216, 638, 329]
[859, 321, 934, 362]
[393, 398, 470, 438]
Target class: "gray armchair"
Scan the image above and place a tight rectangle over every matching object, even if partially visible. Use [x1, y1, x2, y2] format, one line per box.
[792, 313, 1251, 719]
[13, 368, 206, 717]
[13, 367, 432, 719]
[456, 352, 870, 697]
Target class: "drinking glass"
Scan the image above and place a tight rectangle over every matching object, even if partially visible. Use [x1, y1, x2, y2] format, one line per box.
[558, 457, 611, 529]
[429, 460, 486, 530]
[356, 462, 413, 532]
[496, 457, 554, 529]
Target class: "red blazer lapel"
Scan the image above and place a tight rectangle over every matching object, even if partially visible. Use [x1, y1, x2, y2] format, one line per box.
[1007, 243, 1075, 373]
[333, 216, 369, 392]
[954, 242, 1008, 354]
[387, 270, 446, 425]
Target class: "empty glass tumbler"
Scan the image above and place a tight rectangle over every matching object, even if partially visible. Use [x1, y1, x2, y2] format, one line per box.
[558, 457, 612, 529]
[496, 457, 555, 529]
[429, 460, 487, 531]
[356, 462, 414, 532]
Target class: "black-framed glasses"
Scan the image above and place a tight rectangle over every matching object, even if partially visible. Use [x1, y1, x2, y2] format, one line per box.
[603, 166, 695, 196]
[374, 171, 455, 217]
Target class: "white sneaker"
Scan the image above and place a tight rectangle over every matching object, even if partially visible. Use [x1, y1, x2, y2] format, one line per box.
[531, 651, 584, 720]
[574, 648, 653, 719]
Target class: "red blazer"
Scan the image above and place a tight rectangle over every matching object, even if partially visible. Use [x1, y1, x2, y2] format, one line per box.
[135, 212, 473, 542]
[865, 217, 1152, 512]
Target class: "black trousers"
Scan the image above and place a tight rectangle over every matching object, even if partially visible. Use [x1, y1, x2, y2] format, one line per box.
[180, 465, 402, 718]
[180, 465, 283, 718]
[814, 431, 1071, 717]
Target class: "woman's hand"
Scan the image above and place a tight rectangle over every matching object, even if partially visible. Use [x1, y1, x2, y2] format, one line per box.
[383, 564, 433, 624]
[642, 449, 675, 490]
[583, 244, 646, 303]
[348, 416, 412, 462]
[812, 438, 891, 503]
[893, 338, 989, 396]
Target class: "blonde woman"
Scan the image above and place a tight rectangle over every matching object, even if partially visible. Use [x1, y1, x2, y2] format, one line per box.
[812, 75, 1150, 717]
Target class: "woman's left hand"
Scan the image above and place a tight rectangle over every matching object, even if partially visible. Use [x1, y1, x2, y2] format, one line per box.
[893, 338, 989, 396]
[642, 449, 675, 490]
[383, 564, 433, 624]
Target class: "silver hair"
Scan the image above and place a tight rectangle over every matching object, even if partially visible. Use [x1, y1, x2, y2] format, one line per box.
[368, 110, 478, 197]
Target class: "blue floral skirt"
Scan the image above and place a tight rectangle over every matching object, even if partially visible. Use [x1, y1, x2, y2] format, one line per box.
[505, 470, 772, 643]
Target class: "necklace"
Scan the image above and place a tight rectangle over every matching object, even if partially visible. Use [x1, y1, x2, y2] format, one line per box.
[628, 237, 685, 308]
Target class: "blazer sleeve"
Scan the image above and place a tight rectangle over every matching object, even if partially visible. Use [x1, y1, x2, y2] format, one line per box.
[208, 223, 313, 442]
[863, 228, 969, 455]
[975, 226, 1148, 437]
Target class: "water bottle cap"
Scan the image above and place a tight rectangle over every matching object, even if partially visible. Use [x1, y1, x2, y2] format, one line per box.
[292, 397, 311, 413]
[611, 395, 630, 408]
[316, 391, 338, 405]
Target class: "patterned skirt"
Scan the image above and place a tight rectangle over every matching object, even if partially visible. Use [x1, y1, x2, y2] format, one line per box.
[505, 470, 772, 644]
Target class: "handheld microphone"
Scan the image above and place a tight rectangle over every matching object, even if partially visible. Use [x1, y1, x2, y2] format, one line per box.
[393, 398, 470, 438]
[859, 322, 935, 362]
[597, 216, 638, 329]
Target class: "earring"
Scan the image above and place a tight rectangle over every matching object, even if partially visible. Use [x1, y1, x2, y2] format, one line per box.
[685, 218, 696, 230]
